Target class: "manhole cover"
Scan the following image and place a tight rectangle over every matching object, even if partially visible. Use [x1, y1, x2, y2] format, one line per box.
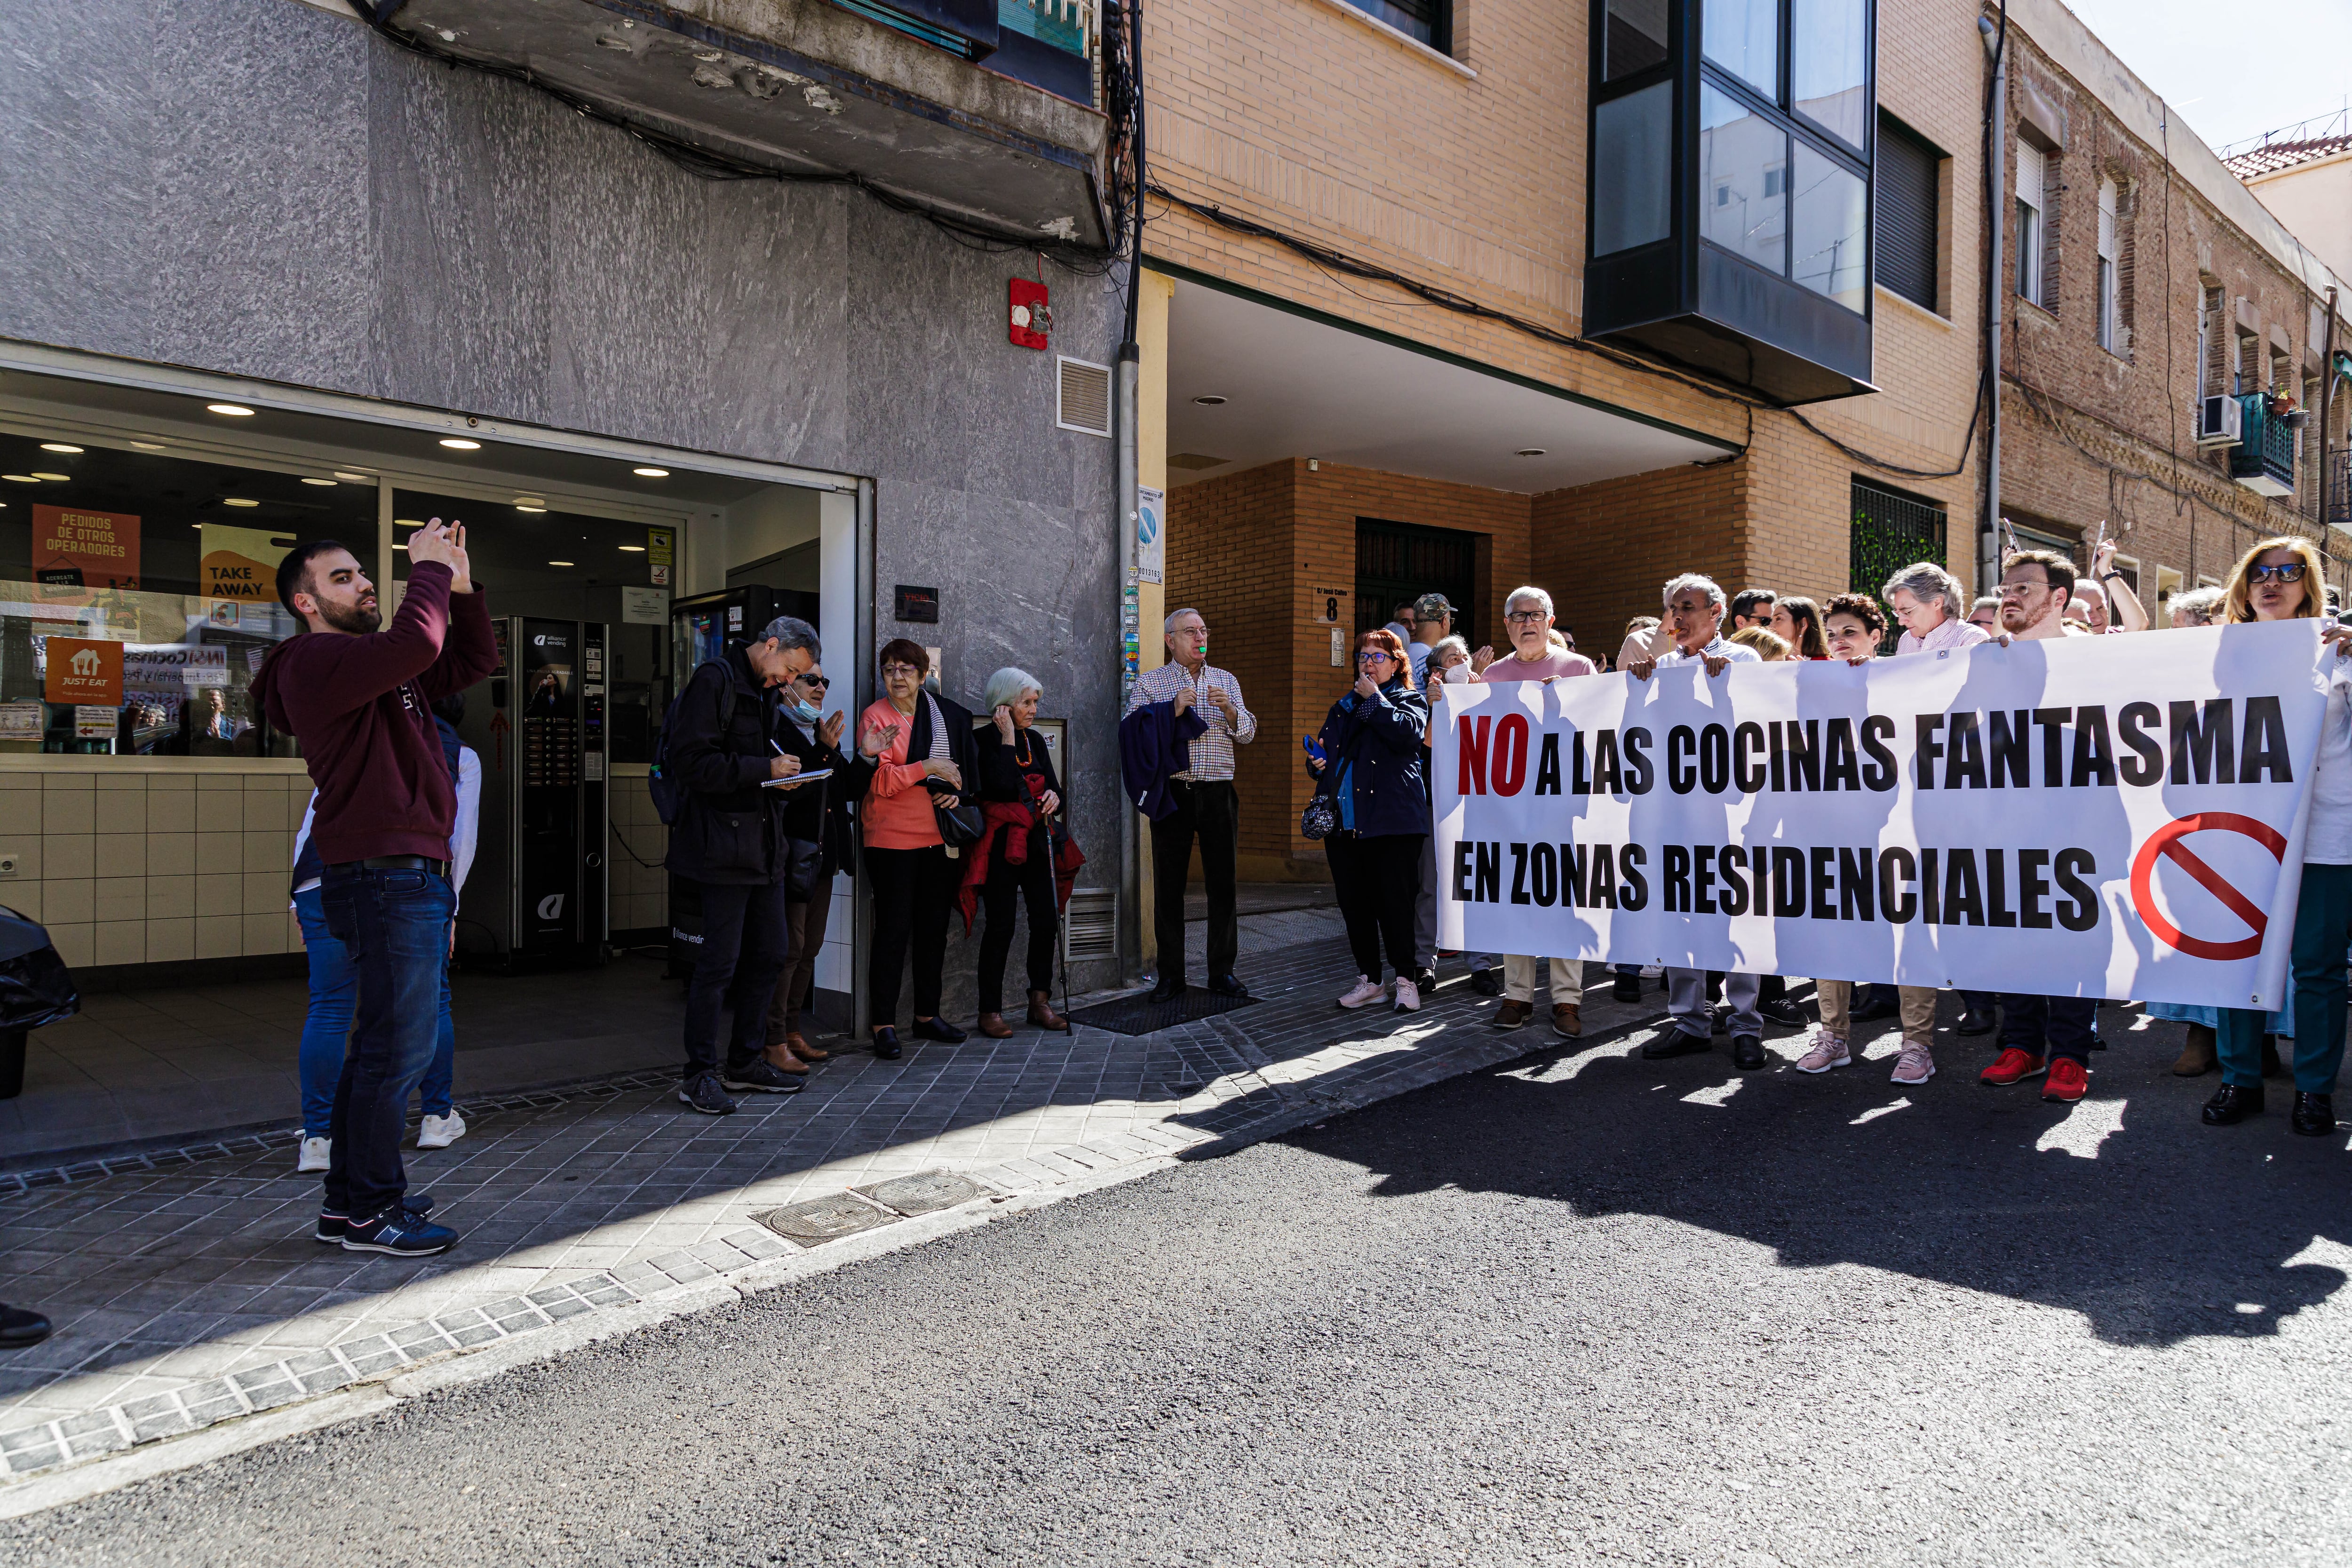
[751, 1194, 891, 1244]
[854, 1170, 987, 1217]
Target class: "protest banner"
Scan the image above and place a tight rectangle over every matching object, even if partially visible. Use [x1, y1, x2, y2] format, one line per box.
[1431, 621, 2333, 1011]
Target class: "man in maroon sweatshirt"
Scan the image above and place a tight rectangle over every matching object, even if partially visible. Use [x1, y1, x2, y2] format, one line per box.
[252, 522, 497, 1256]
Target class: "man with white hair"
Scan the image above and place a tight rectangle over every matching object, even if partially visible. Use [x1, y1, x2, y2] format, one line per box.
[2168, 585, 2224, 627]
[1623, 574, 1768, 1067]
[1473, 586, 1595, 1035]
[1126, 607, 1256, 1003]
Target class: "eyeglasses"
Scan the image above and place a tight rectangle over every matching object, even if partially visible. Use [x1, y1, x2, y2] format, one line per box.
[2249, 561, 2308, 585]
[1505, 611, 1547, 625]
[1357, 650, 1395, 665]
[880, 663, 920, 677]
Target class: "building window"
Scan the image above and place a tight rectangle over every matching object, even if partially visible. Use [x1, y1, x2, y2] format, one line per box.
[1603, 0, 1669, 80]
[1342, 0, 1450, 51]
[1850, 479, 1947, 653]
[1703, 0, 1778, 96]
[1875, 113, 1941, 311]
[1595, 82, 1675, 255]
[1701, 83, 1790, 273]
[1793, 141, 1868, 310]
[2015, 140, 2046, 308]
[2095, 177, 2121, 352]
[1792, 0, 1870, 149]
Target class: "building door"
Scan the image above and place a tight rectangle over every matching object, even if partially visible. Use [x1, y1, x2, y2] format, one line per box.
[1356, 518, 1478, 647]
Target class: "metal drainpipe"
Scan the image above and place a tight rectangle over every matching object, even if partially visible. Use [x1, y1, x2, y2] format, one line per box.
[1979, 10, 2008, 597]
[2322, 287, 2338, 565]
[1113, 0, 1147, 987]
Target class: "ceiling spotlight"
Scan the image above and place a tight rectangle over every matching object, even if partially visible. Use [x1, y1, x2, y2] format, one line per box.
[1192, 395, 1229, 406]
[617, 544, 646, 552]
[2, 475, 37, 484]
[302, 477, 338, 486]
[632, 466, 669, 478]
[131, 440, 168, 451]
[439, 438, 482, 451]
[516, 504, 547, 514]
[29, 472, 68, 482]
[1515, 447, 1547, 457]
[223, 498, 260, 508]
[39, 443, 82, 454]
[333, 471, 374, 483]
[548, 560, 574, 567]
[206, 403, 256, 417]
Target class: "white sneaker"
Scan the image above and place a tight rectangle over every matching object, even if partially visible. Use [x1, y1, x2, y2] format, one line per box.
[297, 1136, 330, 1173]
[1392, 977, 1421, 1013]
[1337, 975, 1386, 1009]
[416, 1112, 467, 1150]
[1639, 965, 1663, 979]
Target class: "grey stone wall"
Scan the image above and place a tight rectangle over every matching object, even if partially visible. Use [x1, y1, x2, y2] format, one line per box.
[0, 0, 1126, 1014]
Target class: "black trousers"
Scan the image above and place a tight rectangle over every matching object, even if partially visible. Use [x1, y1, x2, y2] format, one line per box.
[865, 844, 955, 1025]
[1327, 831, 1423, 982]
[978, 829, 1058, 1013]
[683, 878, 792, 1077]
[1151, 778, 1239, 985]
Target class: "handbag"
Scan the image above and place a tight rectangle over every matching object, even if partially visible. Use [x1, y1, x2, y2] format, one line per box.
[922, 693, 983, 847]
[1300, 791, 1338, 841]
[783, 836, 824, 901]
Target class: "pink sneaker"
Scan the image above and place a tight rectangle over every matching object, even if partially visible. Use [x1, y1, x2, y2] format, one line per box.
[1337, 976, 1386, 1009]
[1794, 1028, 1851, 1074]
[1891, 1040, 1936, 1085]
[1392, 977, 1421, 1013]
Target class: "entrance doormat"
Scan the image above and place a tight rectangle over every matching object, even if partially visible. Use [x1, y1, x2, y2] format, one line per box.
[1065, 986, 1258, 1037]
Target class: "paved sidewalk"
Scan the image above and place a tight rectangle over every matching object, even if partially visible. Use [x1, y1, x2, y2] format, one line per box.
[0, 935, 1645, 1483]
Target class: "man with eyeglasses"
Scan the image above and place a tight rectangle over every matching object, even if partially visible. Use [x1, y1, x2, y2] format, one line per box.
[1127, 608, 1257, 1002]
[1977, 548, 2103, 1101]
[1473, 586, 1597, 1036]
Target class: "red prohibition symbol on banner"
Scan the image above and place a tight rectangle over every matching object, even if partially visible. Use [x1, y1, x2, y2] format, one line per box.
[2129, 812, 2289, 962]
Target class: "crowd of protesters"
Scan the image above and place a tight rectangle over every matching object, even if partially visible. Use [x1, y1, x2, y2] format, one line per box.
[1280, 529, 2352, 1146]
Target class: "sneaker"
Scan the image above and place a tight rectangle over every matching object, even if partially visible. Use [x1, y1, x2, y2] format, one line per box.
[721, 1059, 806, 1095]
[1611, 972, 1642, 1004]
[1338, 975, 1386, 1010]
[1793, 1028, 1850, 1074]
[341, 1205, 457, 1258]
[1469, 969, 1504, 997]
[416, 1112, 466, 1150]
[1639, 965, 1662, 979]
[1756, 996, 1808, 1031]
[678, 1071, 738, 1115]
[1393, 977, 1421, 1013]
[2041, 1058, 2089, 1102]
[1979, 1047, 2048, 1086]
[316, 1193, 435, 1244]
[1891, 1040, 1936, 1085]
[296, 1135, 330, 1174]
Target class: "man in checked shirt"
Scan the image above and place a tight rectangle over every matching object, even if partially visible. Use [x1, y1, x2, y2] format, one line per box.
[1127, 608, 1257, 1002]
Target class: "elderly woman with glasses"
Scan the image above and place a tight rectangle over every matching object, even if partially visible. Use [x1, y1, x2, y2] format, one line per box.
[2200, 537, 2352, 1137]
[857, 639, 978, 1059]
[760, 662, 866, 1074]
[1307, 628, 1431, 1012]
[966, 666, 1070, 1038]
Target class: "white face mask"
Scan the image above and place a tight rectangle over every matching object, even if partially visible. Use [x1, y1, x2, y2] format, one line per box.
[1442, 662, 1470, 685]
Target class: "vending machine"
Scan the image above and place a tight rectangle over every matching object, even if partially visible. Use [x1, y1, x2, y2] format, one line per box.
[458, 617, 612, 971]
[669, 586, 772, 682]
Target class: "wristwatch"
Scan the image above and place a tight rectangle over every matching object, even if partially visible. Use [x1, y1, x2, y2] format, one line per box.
[2099, 572, 2124, 583]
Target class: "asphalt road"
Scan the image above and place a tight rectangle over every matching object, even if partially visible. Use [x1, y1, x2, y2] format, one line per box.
[7, 1007, 2350, 1567]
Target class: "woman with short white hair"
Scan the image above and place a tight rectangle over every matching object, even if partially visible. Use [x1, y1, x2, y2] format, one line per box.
[967, 666, 1069, 1038]
[1883, 561, 1987, 656]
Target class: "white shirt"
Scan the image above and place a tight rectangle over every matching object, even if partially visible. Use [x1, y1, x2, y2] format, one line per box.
[2308, 666, 2352, 865]
[292, 745, 480, 901]
[1895, 617, 1990, 657]
[1657, 635, 1762, 668]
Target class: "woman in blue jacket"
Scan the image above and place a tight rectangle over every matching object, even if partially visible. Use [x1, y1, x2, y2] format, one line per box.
[1308, 628, 1431, 1013]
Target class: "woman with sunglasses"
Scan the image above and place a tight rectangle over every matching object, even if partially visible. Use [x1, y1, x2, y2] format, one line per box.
[2204, 537, 2352, 1137]
[761, 663, 865, 1073]
[1307, 629, 1431, 1012]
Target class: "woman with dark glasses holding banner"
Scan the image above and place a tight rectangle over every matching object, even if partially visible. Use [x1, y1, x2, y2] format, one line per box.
[1307, 629, 1431, 1014]
[2206, 537, 2352, 1137]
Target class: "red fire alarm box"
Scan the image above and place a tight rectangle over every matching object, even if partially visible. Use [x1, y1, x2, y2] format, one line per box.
[1009, 278, 1049, 350]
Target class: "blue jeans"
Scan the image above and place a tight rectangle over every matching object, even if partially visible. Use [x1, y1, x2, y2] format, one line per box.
[320, 864, 456, 1220]
[296, 886, 454, 1136]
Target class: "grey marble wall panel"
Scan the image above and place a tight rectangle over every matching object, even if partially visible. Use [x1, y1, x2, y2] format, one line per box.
[365, 43, 556, 420]
[690, 180, 851, 471]
[146, 0, 371, 389]
[0, 0, 163, 358]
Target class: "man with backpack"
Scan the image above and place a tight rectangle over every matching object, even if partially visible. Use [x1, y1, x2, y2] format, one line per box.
[657, 614, 822, 1114]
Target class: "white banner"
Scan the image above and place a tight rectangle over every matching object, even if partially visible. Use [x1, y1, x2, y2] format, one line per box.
[1433, 622, 2333, 1011]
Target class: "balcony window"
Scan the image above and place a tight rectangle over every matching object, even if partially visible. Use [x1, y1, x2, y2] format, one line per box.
[2015, 140, 2046, 308]
[1875, 113, 1941, 311]
[1342, 0, 1450, 51]
[1585, 0, 1876, 403]
[1792, 0, 1869, 149]
[2096, 176, 2120, 353]
[1703, 0, 1777, 97]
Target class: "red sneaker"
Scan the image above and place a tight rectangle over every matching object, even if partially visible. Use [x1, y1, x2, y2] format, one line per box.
[2041, 1058, 2090, 1102]
[1979, 1047, 2048, 1086]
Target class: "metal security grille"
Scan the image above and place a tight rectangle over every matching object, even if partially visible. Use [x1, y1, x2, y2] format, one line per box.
[1356, 518, 1478, 648]
[1851, 480, 1948, 652]
[1876, 114, 1939, 311]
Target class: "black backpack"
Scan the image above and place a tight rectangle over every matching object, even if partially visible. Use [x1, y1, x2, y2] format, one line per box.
[648, 661, 737, 828]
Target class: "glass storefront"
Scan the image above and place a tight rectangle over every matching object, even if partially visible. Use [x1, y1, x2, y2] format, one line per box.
[0, 434, 375, 757]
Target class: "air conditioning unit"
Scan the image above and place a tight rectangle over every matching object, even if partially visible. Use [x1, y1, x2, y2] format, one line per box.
[2197, 393, 2243, 446]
